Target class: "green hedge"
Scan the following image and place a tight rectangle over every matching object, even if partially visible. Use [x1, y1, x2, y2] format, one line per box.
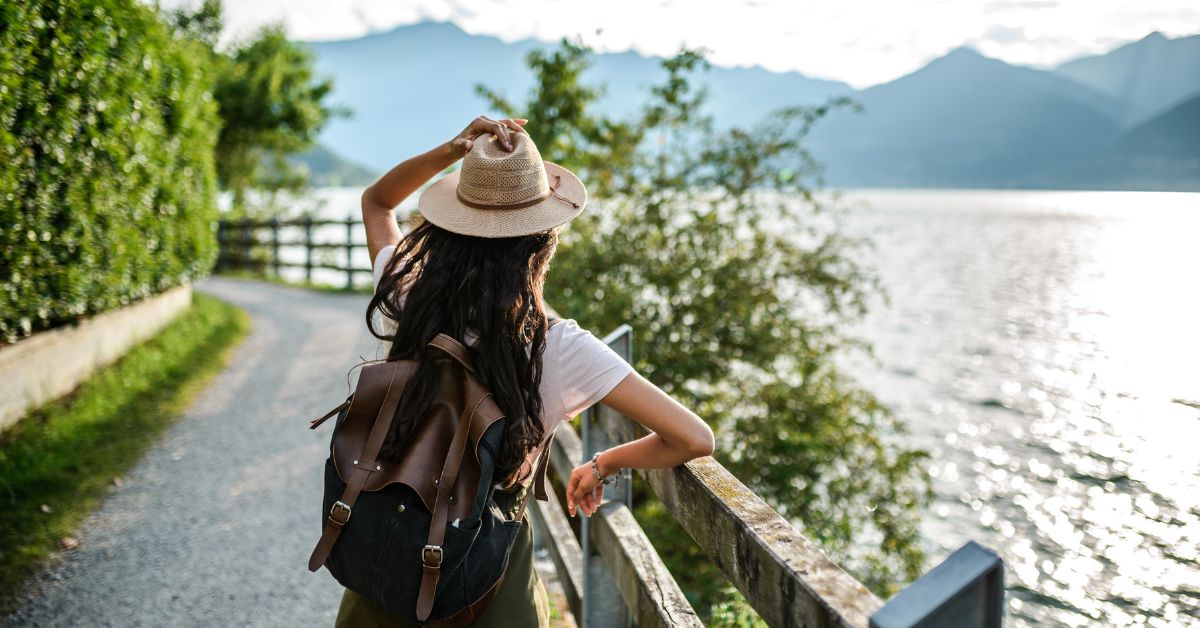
[0, 1, 220, 343]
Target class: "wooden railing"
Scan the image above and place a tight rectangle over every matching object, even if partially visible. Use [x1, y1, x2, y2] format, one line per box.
[215, 217, 1005, 627]
[531, 325, 885, 627]
[216, 217, 370, 289]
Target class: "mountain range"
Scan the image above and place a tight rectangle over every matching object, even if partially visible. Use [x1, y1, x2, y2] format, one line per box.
[304, 24, 1200, 191]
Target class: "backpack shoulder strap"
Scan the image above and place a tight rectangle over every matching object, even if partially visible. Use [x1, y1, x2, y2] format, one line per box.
[427, 333, 476, 376]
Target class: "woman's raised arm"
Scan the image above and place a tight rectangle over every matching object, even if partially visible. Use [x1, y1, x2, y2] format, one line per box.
[361, 116, 527, 262]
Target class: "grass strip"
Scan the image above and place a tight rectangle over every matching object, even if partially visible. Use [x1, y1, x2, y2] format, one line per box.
[0, 292, 249, 612]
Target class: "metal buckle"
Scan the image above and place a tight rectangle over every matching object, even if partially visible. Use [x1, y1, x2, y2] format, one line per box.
[329, 501, 352, 526]
[422, 544, 443, 568]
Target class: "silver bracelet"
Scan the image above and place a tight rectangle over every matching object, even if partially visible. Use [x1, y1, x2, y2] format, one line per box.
[590, 451, 618, 486]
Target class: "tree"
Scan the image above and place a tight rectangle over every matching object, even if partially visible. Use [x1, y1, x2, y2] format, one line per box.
[476, 39, 641, 199]
[167, 1, 340, 214]
[478, 40, 931, 616]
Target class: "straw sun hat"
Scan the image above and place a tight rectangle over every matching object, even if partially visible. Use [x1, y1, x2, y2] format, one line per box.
[418, 131, 588, 238]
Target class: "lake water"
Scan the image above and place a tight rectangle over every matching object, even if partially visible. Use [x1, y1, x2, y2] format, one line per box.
[292, 187, 1200, 626]
[837, 189, 1200, 627]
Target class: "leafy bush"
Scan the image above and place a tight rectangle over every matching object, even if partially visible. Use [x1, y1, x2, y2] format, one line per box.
[0, 0, 220, 343]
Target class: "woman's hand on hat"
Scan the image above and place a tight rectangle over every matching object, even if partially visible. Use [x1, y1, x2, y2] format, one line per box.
[449, 115, 527, 157]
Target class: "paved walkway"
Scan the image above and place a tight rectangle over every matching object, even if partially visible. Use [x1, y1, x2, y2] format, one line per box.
[5, 278, 393, 627]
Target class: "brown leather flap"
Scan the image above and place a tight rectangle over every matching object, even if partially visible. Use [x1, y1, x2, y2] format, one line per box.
[330, 354, 505, 521]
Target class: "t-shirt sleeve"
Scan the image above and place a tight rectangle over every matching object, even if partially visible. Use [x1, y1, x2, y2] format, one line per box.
[372, 244, 397, 289]
[554, 319, 636, 419]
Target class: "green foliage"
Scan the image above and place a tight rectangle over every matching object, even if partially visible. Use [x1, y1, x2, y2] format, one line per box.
[0, 293, 248, 612]
[0, 0, 221, 343]
[168, 1, 342, 214]
[476, 39, 641, 198]
[479, 40, 931, 608]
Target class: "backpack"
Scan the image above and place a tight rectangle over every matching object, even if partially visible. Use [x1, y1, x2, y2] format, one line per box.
[306, 332, 555, 625]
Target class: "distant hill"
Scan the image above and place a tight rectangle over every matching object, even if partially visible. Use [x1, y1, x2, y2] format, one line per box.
[1052, 32, 1200, 128]
[805, 47, 1124, 188]
[305, 21, 851, 172]
[1041, 91, 1200, 191]
[305, 22, 1200, 191]
[290, 144, 377, 187]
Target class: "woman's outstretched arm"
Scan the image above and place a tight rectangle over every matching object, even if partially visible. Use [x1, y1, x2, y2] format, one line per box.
[565, 372, 716, 517]
[361, 116, 527, 261]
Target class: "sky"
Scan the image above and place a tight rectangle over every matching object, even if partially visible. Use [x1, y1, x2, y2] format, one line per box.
[161, 0, 1199, 88]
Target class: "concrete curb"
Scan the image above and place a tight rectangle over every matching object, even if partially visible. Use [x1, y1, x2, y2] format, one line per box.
[0, 284, 193, 433]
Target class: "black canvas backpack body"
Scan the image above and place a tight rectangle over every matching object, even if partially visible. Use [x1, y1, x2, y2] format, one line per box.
[307, 330, 555, 626]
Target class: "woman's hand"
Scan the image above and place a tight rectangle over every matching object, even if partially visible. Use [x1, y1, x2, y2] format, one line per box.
[449, 115, 527, 156]
[565, 456, 609, 517]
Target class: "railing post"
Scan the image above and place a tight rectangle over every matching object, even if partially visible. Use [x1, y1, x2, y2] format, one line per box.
[580, 325, 635, 628]
[303, 216, 314, 284]
[345, 217, 355, 290]
[271, 217, 281, 278]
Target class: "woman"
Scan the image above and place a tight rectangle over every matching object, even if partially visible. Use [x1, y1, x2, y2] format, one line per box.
[339, 115, 715, 627]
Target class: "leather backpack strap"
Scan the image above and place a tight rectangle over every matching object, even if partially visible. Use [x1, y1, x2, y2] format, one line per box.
[427, 334, 476, 376]
[427, 319, 558, 377]
[309, 396, 352, 430]
[308, 362, 414, 572]
[414, 390, 488, 620]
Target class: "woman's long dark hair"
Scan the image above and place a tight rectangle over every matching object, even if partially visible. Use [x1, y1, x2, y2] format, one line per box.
[365, 216, 558, 486]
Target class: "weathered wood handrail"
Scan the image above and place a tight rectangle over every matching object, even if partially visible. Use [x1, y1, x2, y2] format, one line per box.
[531, 324, 886, 628]
[600, 403, 884, 625]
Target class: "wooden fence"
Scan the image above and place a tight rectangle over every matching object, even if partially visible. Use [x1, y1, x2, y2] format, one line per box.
[216, 217, 370, 289]
[215, 217, 1005, 627]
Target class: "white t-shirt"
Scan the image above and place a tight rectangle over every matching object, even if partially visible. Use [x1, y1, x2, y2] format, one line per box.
[371, 244, 634, 485]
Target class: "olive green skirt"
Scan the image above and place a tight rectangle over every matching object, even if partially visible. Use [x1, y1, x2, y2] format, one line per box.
[333, 486, 550, 627]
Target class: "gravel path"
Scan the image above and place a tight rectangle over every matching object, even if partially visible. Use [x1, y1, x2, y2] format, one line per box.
[4, 277, 390, 627]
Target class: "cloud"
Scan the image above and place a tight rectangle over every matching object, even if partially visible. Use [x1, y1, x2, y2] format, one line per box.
[982, 0, 1060, 12]
[980, 24, 1029, 44]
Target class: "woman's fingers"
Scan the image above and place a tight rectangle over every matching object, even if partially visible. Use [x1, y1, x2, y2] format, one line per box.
[572, 483, 604, 517]
[576, 490, 591, 517]
[499, 118, 526, 134]
[566, 472, 579, 516]
[564, 463, 609, 517]
[483, 119, 512, 150]
[458, 116, 527, 154]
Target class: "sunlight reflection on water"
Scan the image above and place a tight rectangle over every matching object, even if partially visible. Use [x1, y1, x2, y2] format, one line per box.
[837, 189, 1200, 627]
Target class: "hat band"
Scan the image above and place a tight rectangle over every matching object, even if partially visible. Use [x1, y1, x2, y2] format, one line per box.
[454, 174, 580, 211]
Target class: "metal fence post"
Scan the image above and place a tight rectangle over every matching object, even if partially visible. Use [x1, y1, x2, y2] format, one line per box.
[870, 541, 1004, 628]
[580, 324, 635, 628]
